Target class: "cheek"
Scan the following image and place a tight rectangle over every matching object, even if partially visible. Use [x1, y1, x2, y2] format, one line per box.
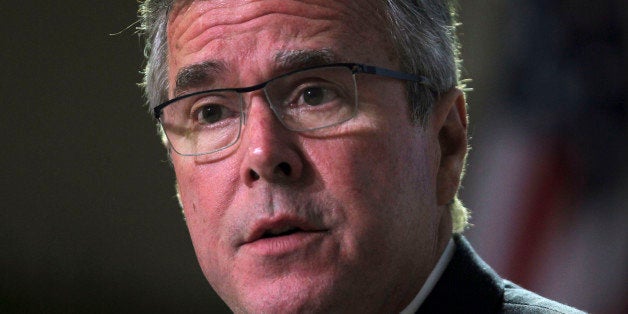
[305, 133, 439, 271]
[171, 155, 240, 249]
[323, 122, 430, 181]
[307, 127, 434, 220]
[174, 154, 239, 208]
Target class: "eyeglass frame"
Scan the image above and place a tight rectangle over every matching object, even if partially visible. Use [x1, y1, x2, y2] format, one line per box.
[153, 63, 432, 155]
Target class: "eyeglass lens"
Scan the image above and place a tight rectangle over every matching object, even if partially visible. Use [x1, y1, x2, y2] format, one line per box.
[159, 65, 358, 156]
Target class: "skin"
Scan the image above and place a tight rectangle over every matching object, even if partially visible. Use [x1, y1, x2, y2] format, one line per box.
[166, 0, 468, 312]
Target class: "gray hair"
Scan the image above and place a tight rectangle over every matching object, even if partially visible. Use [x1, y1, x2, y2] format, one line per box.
[139, 0, 170, 112]
[138, 0, 469, 232]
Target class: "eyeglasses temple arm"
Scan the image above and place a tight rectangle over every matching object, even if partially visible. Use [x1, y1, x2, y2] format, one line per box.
[355, 64, 431, 86]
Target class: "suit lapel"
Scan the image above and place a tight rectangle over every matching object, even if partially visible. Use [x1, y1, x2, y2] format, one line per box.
[417, 235, 505, 313]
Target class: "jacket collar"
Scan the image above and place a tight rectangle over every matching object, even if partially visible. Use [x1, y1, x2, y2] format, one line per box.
[417, 235, 505, 313]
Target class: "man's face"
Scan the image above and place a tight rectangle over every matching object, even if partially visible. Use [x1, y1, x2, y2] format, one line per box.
[166, 0, 458, 312]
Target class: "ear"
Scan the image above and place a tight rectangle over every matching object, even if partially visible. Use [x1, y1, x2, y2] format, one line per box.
[430, 88, 468, 206]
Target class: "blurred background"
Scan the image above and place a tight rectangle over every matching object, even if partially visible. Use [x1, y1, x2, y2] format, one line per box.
[1, 1, 625, 313]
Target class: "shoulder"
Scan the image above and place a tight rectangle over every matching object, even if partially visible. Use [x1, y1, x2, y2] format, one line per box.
[419, 235, 586, 314]
[502, 280, 586, 314]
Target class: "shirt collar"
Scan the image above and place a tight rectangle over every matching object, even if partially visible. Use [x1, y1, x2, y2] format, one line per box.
[399, 238, 455, 314]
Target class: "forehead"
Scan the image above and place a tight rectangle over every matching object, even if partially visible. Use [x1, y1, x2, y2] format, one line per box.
[166, 0, 395, 80]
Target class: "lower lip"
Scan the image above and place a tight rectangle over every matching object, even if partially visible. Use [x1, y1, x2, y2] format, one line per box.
[242, 231, 327, 257]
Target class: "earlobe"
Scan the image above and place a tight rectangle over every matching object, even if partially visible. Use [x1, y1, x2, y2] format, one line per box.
[432, 88, 468, 206]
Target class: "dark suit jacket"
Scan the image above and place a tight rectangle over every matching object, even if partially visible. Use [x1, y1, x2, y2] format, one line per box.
[418, 235, 585, 313]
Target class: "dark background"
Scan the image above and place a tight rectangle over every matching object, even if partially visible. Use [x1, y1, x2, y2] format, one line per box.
[2, 2, 229, 313]
[2, 1, 625, 313]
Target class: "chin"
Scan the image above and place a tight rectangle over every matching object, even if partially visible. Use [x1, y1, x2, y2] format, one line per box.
[221, 274, 340, 314]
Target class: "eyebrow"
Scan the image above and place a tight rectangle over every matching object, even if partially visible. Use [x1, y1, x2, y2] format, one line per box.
[173, 49, 341, 96]
[273, 49, 341, 72]
[174, 60, 225, 96]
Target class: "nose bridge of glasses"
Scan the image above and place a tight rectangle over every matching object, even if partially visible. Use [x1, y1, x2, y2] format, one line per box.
[235, 80, 285, 131]
[239, 65, 360, 132]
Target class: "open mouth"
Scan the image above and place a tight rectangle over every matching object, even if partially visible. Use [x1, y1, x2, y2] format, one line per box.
[261, 226, 303, 239]
[241, 220, 328, 255]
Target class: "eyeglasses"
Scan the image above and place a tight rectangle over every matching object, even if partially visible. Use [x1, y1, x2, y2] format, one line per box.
[154, 63, 430, 156]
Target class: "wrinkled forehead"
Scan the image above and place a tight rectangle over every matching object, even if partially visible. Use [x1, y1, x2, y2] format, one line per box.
[166, 0, 395, 61]
[168, 0, 387, 25]
[163, 0, 399, 98]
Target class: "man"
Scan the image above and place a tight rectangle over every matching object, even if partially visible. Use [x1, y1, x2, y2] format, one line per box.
[138, 0, 584, 312]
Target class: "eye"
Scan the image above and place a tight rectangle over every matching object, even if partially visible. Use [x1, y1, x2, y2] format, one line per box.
[302, 87, 326, 106]
[298, 86, 339, 107]
[194, 104, 229, 125]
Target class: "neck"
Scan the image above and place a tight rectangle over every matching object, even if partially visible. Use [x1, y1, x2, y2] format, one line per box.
[397, 206, 453, 312]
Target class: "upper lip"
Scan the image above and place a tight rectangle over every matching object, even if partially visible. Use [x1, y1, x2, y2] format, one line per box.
[241, 215, 327, 245]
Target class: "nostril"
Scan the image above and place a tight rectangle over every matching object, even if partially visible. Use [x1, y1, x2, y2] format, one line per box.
[249, 169, 260, 180]
[277, 162, 292, 176]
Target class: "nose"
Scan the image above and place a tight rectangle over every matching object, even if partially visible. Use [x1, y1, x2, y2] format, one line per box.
[240, 96, 304, 185]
